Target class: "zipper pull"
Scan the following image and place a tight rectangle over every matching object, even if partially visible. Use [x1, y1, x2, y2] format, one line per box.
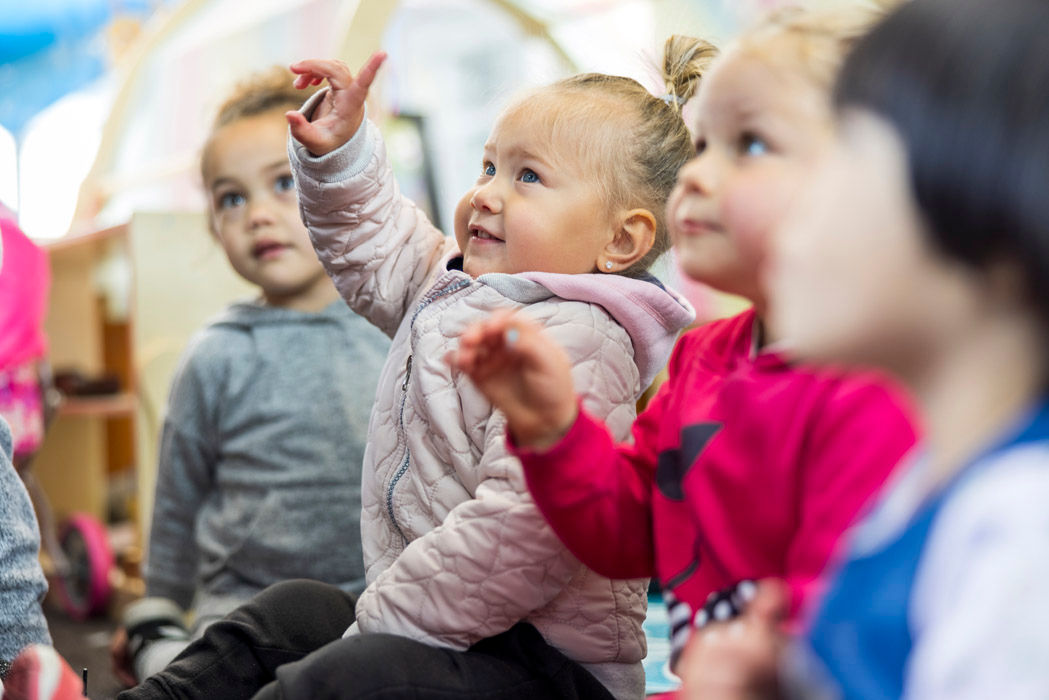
[402, 355, 413, 391]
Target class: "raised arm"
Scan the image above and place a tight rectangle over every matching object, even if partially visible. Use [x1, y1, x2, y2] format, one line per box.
[287, 55, 452, 336]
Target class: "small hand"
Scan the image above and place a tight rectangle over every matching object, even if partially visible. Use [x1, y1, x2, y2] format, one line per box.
[286, 51, 387, 156]
[677, 579, 790, 700]
[109, 626, 137, 688]
[451, 311, 578, 449]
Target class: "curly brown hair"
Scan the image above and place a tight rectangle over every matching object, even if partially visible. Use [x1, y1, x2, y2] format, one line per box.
[200, 66, 319, 181]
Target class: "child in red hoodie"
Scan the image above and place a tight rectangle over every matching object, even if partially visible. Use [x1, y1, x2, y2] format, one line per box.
[453, 4, 917, 679]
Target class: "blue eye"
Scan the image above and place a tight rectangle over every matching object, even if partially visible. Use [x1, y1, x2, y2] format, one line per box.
[520, 169, 540, 184]
[218, 192, 246, 210]
[740, 133, 769, 157]
[483, 162, 495, 176]
[275, 174, 295, 193]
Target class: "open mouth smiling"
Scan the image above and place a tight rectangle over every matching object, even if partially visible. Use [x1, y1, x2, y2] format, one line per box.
[470, 225, 503, 242]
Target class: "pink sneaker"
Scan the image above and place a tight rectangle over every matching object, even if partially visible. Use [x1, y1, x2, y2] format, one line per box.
[1, 645, 83, 700]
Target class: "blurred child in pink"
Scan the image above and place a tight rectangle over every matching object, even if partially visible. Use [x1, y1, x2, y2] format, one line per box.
[0, 214, 49, 460]
[0, 212, 64, 574]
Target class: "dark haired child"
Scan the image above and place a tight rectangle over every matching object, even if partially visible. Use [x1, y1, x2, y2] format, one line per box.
[683, 0, 1049, 697]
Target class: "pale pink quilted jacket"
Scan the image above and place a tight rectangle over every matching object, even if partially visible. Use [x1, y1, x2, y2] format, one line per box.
[289, 103, 694, 698]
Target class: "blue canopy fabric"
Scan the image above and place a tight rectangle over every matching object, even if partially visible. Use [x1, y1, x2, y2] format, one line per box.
[0, 0, 160, 136]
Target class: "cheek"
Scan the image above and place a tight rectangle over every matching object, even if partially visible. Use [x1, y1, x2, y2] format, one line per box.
[503, 231, 549, 273]
[721, 170, 797, 270]
[769, 183, 889, 364]
[284, 213, 314, 248]
[667, 184, 692, 252]
[453, 191, 474, 250]
[769, 235, 846, 360]
[220, 240, 255, 280]
[665, 186, 685, 244]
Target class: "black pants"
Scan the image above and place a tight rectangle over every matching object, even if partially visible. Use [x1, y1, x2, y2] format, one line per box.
[118, 579, 614, 700]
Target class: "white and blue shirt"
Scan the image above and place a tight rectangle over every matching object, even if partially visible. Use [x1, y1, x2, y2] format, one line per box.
[795, 398, 1049, 699]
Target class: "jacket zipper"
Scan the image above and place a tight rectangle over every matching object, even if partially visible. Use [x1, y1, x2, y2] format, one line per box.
[385, 277, 472, 542]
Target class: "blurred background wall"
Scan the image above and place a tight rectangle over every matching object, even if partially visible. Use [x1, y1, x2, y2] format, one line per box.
[0, 0, 775, 242]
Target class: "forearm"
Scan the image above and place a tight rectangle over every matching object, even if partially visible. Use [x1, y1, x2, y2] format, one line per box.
[145, 426, 210, 609]
[517, 410, 656, 579]
[509, 315, 656, 579]
[143, 479, 198, 608]
[289, 100, 450, 335]
[143, 502, 197, 609]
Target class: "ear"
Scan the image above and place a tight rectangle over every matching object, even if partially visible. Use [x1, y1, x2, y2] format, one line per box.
[600, 208, 656, 273]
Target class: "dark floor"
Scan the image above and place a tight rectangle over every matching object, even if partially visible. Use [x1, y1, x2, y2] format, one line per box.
[45, 597, 125, 700]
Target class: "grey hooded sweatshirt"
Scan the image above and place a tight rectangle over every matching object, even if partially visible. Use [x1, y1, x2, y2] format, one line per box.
[144, 300, 389, 612]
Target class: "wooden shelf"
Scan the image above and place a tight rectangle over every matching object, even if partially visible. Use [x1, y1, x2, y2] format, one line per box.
[58, 392, 137, 418]
[35, 213, 256, 544]
[44, 223, 129, 253]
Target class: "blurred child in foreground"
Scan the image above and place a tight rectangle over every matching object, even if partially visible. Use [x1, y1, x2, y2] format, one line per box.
[682, 0, 1049, 697]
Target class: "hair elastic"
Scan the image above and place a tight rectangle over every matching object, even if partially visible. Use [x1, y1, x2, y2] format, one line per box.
[660, 93, 686, 106]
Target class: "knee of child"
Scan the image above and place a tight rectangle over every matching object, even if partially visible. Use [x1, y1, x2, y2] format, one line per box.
[282, 634, 437, 693]
[257, 579, 340, 606]
[242, 579, 356, 635]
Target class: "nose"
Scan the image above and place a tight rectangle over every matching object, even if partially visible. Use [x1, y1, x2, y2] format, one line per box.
[247, 195, 277, 229]
[470, 179, 502, 214]
[676, 150, 720, 197]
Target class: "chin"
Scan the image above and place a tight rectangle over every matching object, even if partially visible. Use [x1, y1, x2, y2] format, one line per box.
[462, 258, 498, 278]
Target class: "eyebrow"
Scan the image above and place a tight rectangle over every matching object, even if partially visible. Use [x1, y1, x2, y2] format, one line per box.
[697, 97, 771, 137]
[209, 160, 290, 190]
[730, 102, 767, 121]
[262, 159, 291, 172]
[483, 143, 554, 169]
[208, 177, 239, 192]
[716, 92, 767, 121]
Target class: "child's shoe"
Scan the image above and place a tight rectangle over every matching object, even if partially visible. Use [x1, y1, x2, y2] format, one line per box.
[122, 597, 190, 679]
[1, 645, 84, 700]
